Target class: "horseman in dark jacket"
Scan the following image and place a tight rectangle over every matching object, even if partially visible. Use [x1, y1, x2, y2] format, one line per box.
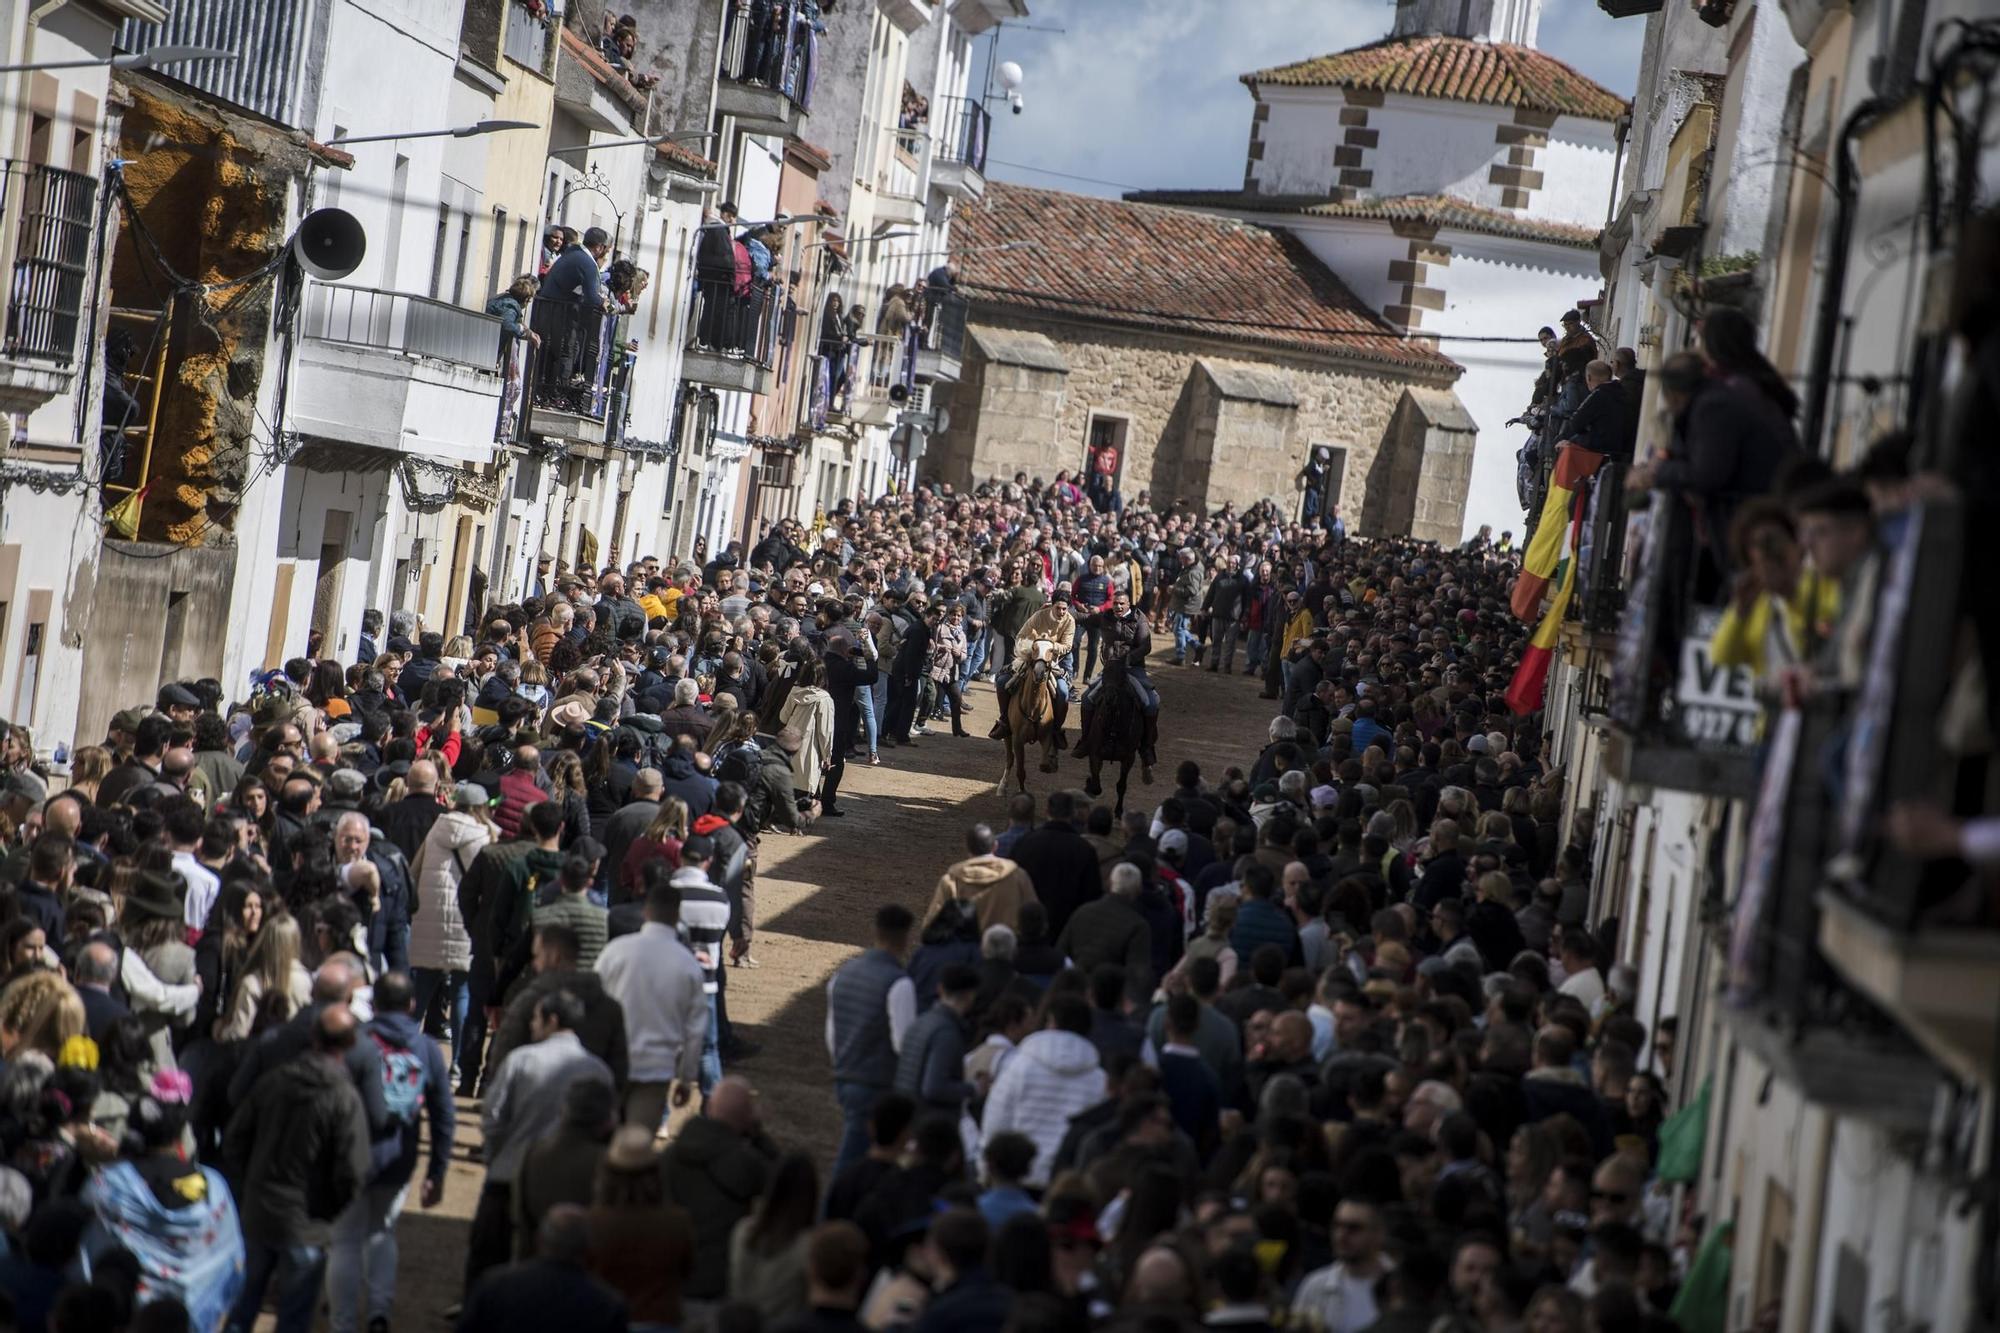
[1072, 590, 1159, 773]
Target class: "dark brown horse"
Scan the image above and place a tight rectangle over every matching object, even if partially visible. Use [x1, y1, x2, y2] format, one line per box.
[998, 658, 1066, 797]
[1078, 656, 1147, 814]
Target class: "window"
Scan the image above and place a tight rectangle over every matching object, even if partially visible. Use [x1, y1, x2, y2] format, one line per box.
[487, 207, 508, 299]
[514, 217, 531, 281]
[755, 449, 796, 488]
[453, 208, 473, 304]
[429, 202, 450, 299]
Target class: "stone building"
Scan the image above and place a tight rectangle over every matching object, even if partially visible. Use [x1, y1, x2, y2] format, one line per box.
[933, 183, 1476, 542]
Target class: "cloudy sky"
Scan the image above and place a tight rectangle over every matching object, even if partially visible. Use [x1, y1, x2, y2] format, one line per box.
[977, 0, 1643, 198]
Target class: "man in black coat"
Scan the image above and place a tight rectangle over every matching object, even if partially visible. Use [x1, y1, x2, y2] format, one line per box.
[881, 593, 931, 746]
[1562, 359, 1636, 462]
[821, 641, 876, 816]
[533, 226, 611, 387]
[458, 1205, 628, 1333]
[1008, 790, 1103, 938]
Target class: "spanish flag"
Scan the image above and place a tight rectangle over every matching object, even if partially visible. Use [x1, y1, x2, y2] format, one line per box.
[1505, 445, 1601, 715]
[1510, 445, 1603, 622]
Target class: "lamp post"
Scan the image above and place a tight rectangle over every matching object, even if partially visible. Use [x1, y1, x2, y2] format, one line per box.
[0, 43, 237, 74]
[322, 120, 540, 147]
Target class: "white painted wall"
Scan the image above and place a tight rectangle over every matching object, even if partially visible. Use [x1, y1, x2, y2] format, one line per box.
[1252, 88, 1616, 234]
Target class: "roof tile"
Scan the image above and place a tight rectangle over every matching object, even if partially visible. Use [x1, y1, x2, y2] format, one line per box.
[1123, 189, 1602, 248]
[1243, 35, 1628, 122]
[952, 182, 1458, 374]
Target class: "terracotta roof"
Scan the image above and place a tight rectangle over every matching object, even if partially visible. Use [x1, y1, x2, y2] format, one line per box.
[951, 182, 1457, 374]
[1123, 189, 1602, 248]
[1243, 35, 1628, 122]
[559, 27, 648, 117]
[654, 139, 716, 177]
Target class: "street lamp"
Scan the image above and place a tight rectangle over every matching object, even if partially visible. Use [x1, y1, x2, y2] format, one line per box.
[323, 120, 539, 147]
[0, 43, 237, 74]
[548, 131, 719, 156]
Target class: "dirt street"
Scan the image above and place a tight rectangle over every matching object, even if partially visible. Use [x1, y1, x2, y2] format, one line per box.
[385, 655, 1272, 1326]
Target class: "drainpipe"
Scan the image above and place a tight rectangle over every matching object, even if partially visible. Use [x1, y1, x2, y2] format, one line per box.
[1802, 97, 1891, 456]
[1606, 112, 1631, 229]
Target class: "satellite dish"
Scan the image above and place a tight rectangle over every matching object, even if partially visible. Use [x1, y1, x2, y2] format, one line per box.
[292, 207, 367, 281]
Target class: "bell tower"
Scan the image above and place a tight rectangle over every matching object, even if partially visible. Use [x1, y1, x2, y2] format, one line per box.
[1389, 0, 1544, 46]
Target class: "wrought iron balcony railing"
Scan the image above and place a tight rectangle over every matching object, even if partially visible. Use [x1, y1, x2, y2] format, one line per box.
[3, 162, 97, 367]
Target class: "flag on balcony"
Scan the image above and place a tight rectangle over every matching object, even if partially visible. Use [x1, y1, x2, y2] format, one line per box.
[1504, 455, 1597, 714]
[1503, 549, 1574, 714]
[106, 482, 151, 540]
[1510, 444, 1604, 622]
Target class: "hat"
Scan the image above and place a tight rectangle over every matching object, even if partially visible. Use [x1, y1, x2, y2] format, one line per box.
[549, 698, 593, 729]
[156, 682, 201, 709]
[372, 759, 412, 792]
[1466, 735, 1490, 754]
[2, 768, 47, 805]
[123, 869, 185, 922]
[604, 1125, 658, 1172]
[452, 781, 490, 809]
[109, 707, 147, 736]
[327, 768, 367, 800]
[1159, 828, 1189, 856]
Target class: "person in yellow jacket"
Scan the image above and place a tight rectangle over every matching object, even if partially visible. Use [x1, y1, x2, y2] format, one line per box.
[1276, 589, 1316, 660]
[1708, 499, 1840, 680]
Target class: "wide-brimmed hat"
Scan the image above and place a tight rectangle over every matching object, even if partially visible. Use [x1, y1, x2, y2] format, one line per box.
[123, 869, 185, 922]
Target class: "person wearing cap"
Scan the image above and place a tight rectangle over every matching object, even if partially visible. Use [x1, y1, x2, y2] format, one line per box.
[156, 681, 203, 727]
[987, 582, 1077, 744]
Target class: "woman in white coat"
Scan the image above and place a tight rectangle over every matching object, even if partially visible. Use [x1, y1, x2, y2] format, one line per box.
[407, 781, 493, 1078]
[777, 656, 836, 798]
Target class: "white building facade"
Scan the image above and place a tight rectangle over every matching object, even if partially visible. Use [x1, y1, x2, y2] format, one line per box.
[1131, 0, 1623, 540]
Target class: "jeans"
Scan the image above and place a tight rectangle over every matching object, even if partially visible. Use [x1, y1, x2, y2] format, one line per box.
[327, 1181, 410, 1333]
[1246, 629, 1270, 673]
[833, 1080, 880, 1177]
[960, 630, 990, 688]
[701, 992, 723, 1092]
[868, 676, 888, 752]
[411, 967, 468, 1050]
[856, 683, 878, 757]
[233, 1241, 326, 1333]
[1207, 619, 1241, 670]
[1170, 611, 1196, 663]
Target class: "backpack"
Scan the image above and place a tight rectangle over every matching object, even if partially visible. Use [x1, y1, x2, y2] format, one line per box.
[712, 737, 761, 787]
[370, 1029, 428, 1126]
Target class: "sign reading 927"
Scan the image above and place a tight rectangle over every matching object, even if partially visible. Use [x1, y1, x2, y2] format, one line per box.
[1673, 611, 1760, 750]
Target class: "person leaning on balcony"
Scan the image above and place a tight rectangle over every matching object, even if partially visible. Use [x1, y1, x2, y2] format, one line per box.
[1628, 308, 1801, 580]
[487, 276, 542, 359]
[1559, 360, 1634, 463]
[879, 285, 914, 339]
[537, 227, 612, 384]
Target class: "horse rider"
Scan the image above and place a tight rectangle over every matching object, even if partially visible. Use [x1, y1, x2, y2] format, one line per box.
[989, 581, 1078, 740]
[1073, 588, 1160, 778]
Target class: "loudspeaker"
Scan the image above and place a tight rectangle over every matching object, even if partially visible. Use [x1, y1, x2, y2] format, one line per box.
[292, 207, 367, 281]
[887, 382, 910, 404]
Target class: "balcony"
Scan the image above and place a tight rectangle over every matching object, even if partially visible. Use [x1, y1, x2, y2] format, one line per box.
[117, 0, 317, 128]
[0, 162, 96, 414]
[716, 0, 814, 138]
[502, 0, 553, 74]
[682, 282, 782, 396]
[845, 334, 908, 425]
[931, 97, 992, 201]
[556, 27, 645, 134]
[293, 283, 512, 464]
[524, 307, 633, 448]
[912, 289, 967, 383]
[877, 141, 927, 226]
[1804, 493, 1999, 1086]
[1600, 490, 1763, 798]
[1722, 698, 1943, 1131]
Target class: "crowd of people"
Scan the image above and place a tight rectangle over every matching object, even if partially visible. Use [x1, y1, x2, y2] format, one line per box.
[0, 439, 1745, 1333]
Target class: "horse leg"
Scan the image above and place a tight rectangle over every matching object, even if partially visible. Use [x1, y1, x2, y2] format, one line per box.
[1115, 758, 1131, 816]
[1039, 726, 1058, 774]
[1085, 754, 1103, 797]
